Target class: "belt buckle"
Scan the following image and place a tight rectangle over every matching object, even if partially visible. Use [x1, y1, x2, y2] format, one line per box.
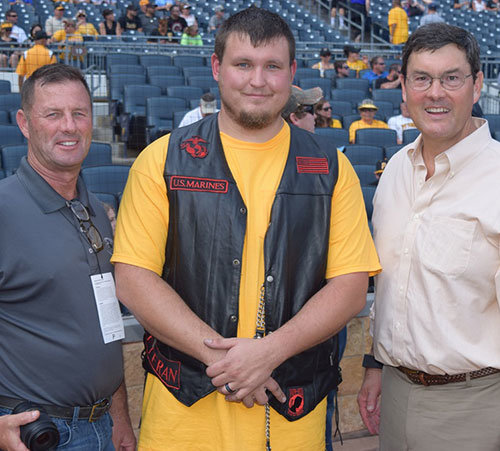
[89, 399, 110, 423]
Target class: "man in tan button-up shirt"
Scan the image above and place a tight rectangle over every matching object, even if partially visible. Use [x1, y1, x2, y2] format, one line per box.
[358, 23, 500, 450]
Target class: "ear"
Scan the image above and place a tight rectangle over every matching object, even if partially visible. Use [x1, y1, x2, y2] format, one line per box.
[473, 71, 483, 105]
[400, 73, 407, 103]
[289, 113, 300, 126]
[211, 52, 220, 82]
[290, 58, 297, 83]
[16, 109, 30, 140]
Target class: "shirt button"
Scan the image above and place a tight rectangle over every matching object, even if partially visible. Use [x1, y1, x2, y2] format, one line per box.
[413, 214, 419, 220]
[230, 315, 237, 323]
[395, 322, 401, 329]
[232, 259, 240, 266]
[403, 248, 409, 254]
[239, 207, 246, 214]
[399, 286, 404, 292]
[266, 275, 274, 283]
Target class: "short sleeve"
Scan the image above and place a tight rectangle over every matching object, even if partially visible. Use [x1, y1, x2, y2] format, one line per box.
[111, 135, 171, 276]
[325, 151, 381, 278]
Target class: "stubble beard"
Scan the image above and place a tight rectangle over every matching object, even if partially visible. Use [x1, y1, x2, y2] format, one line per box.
[221, 95, 275, 130]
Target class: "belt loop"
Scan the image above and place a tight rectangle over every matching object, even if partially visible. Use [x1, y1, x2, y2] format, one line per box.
[465, 372, 471, 386]
[71, 406, 80, 425]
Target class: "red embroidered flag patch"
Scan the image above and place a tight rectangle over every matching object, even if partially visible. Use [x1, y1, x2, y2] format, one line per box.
[170, 176, 228, 193]
[296, 157, 329, 174]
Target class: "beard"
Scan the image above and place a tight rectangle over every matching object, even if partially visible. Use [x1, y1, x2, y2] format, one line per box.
[221, 95, 275, 130]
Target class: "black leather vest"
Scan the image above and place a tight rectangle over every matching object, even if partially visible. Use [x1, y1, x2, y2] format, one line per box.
[143, 114, 341, 421]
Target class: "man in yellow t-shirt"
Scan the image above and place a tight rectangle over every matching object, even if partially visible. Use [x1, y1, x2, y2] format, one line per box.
[51, 19, 85, 62]
[349, 98, 389, 143]
[16, 31, 56, 89]
[388, 0, 409, 44]
[112, 6, 381, 451]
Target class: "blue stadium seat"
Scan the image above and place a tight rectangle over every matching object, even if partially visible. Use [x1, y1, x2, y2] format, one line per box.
[355, 128, 397, 147]
[493, 131, 500, 141]
[108, 73, 146, 103]
[173, 110, 190, 128]
[372, 89, 403, 109]
[106, 54, 140, 74]
[314, 127, 349, 146]
[188, 76, 218, 92]
[373, 100, 396, 119]
[331, 100, 354, 117]
[81, 165, 131, 197]
[402, 128, 420, 144]
[182, 66, 213, 80]
[0, 168, 5, 179]
[123, 84, 162, 117]
[385, 145, 404, 160]
[166, 86, 203, 103]
[335, 78, 370, 96]
[344, 145, 384, 165]
[0, 80, 11, 94]
[353, 164, 378, 187]
[149, 75, 186, 95]
[146, 96, 187, 143]
[83, 142, 113, 168]
[140, 54, 173, 67]
[331, 89, 366, 109]
[0, 93, 21, 113]
[109, 64, 146, 76]
[0, 125, 25, 150]
[146, 65, 182, 81]
[293, 68, 320, 83]
[0, 111, 9, 124]
[298, 78, 332, 99]
[173, 55, 206, 67]
[484, 114, 500, 132]
[93, 192, 119, 212]
[0, 144, 27, 175]
[362, 185, 376, 221]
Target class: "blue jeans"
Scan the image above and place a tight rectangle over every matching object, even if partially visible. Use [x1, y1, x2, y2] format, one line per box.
[0, 406, 114, 450]
[325, 326, 348, 451]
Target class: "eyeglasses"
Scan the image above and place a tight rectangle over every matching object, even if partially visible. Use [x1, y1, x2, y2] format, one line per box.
[322, 106, 332, 111]
[66, 200, 104, 253]
[342, 65, 349, 69]
[301, 105, 315, 115]
[376, 61, 386, 65]
[406, 73, 473, 91]
[8, 14, 17, 18]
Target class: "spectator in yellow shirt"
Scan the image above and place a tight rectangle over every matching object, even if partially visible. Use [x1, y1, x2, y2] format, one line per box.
[344, 45, 368, 74]
[315, 98, 343, 129]
[52, 19, 84, 62]
[349, 99, 389, 143]
[76, 10, 98, 38]
[388, 0, 409, 44]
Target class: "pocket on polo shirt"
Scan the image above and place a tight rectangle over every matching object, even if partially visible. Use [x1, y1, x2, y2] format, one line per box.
[421, 216, 475, 277]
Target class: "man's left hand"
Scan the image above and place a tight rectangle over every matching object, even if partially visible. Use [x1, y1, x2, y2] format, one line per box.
[112, 419, 136, 451]
[204, 337, 286, 403]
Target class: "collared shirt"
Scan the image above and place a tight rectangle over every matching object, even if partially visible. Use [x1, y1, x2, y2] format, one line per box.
[178, 107, 219, 127]
[388, 6, 408, 44]
[372, 118, 500, 374]
[362, 69, 389, 82]
[16, 44, 57, 78]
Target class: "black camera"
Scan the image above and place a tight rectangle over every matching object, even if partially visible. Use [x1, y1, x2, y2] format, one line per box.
[12, 402, 60, 451]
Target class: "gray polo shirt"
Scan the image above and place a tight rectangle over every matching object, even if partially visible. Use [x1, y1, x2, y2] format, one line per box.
[0, 158, 123, 406]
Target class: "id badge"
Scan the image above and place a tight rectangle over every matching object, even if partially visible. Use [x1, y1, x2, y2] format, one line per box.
[91, 272, 125, 344]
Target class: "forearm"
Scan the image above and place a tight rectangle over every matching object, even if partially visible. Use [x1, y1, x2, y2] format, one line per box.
[262, 272, 368, 369]
[109, 381, 131, 426]
[115, 263, 225, 366]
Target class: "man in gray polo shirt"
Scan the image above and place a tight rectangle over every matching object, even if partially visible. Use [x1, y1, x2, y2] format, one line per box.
[0, 64, 135, 451]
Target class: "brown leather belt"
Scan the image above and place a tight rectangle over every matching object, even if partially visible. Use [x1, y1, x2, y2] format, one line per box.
[397, 366, 500, 386]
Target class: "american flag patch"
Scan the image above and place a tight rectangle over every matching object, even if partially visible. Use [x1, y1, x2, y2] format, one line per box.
[296, 157, 329, 174]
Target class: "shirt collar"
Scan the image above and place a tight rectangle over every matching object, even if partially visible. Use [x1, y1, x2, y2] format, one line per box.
[406, 117, 489, 174]
[16, 156, 93, 215]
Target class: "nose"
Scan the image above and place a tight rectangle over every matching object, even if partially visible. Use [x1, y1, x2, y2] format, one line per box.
[249, 66, 266, 88]
[61, 112, 78, 133]
[426, 77, 446, 100]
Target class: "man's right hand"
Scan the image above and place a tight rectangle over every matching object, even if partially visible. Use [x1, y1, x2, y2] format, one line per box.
[357, 368, 382, 435]
[0, 410, 39, 451]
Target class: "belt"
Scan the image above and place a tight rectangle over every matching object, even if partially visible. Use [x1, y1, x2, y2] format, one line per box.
[397, 366, 500, 386]
[0, 395, 111, 422]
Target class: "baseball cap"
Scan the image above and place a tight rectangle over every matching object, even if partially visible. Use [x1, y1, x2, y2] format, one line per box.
[428, 2, 438, 9]
[55, 5, 65, 11]
[34, 30, 49, 40]
[1, 22, 13, 30]
[282, 86, 323, 118]
[358, 99, 378, 111]
[374, 157, 388, 175]
[343, 45, 360, 56]
[76, 9, 86, 17]
[319, 47, 331, 57]
[139, 0, 149, 5]
[214, 5, 225, 12]
[200, 93, 217, 114]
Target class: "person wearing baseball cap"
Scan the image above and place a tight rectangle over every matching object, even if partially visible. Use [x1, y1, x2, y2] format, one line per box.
[282, 86, 323, 133]
[178, 92, 219, 128]
[348, 98, 389, 143]
[343, 44, 368, 72]
[76, 10, 98, 37]
[312, 47, 335, 77]
[45, 5, 65, 37]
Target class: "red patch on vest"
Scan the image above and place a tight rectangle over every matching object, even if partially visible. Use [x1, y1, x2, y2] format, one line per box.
[287, 387, 305, 417]
[296, 156, 329, 174]
[170, 176, 228, 193]
[180, 136, 208, 159]
[144, 335, 181, 390]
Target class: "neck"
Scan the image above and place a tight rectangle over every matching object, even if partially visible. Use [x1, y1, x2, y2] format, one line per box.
[27, 155, 80, 200]
[218, 109, 283, 143]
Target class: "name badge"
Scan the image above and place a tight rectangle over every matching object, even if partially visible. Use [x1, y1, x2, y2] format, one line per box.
[90, 272, 125, 344]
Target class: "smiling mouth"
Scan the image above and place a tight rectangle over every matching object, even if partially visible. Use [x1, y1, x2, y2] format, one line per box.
[59, 141, 78, 147]
[425, 107, 450, 114]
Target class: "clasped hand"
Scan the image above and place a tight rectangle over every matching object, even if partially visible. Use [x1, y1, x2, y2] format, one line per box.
[204, 337, 287, 408]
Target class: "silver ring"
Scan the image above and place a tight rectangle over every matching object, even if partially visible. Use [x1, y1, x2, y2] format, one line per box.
[225, 383, 236, 394]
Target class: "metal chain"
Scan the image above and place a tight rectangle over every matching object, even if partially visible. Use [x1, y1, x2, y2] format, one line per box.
[255, 283, 271, 450]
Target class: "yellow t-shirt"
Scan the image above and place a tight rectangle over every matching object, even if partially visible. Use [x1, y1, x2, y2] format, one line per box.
[346, 59, 368, 72]
[16, 44, 57, 78]
[349, 119, 389, 143]
[330, 118, 342, 129]
[112, 122, 381, 451]
[388, 6, 409, 44]
[77, 23, 99, 37]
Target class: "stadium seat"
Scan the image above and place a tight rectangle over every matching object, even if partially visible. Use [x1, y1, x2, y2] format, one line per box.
[123, 84, 162, 117]
[173, 55, 206, 67]
[109, 64, 146, 76]
[0, 80, 11, 95]
[108, 73, 146, 104]
[81, 165, 131, 197]
[149, 75, 186, 95]
[82, 142, 113, 168]
[140, 54, 173, 67]
[188, 76, 218, 92]
[331, 89, 366, 109]
[362, 185, 376, 221]
[93, 192, 119, 211]
[0, 125, 25, 149]
[0, 168, 5, 179]
[293, 68, 320, 83]
[0, 111, 9, 124]
[0, 144, 27, 175]
[146, 65, 182, 81]
[314, 127, 349, 146]
[385, 145, 404, 160]
[353, 164, 378, 187]
[402, 128, 420, 144]
[166, 86, 204, 103]
[372, 89, 403, 109]
[335, 78, 370, 96]
[344, 145, 384, 165]
[0, 93, 21, 113]
[331, 100, 354, 117]
[373, 100, 396, 118]
[355, 128, 397, 147]
[484, 114, 500, 132]
[106, 54, 140, 74]
[182, 66, 213, 80]
[146, 96, 187, 143]
[298, 78, 332, 99]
